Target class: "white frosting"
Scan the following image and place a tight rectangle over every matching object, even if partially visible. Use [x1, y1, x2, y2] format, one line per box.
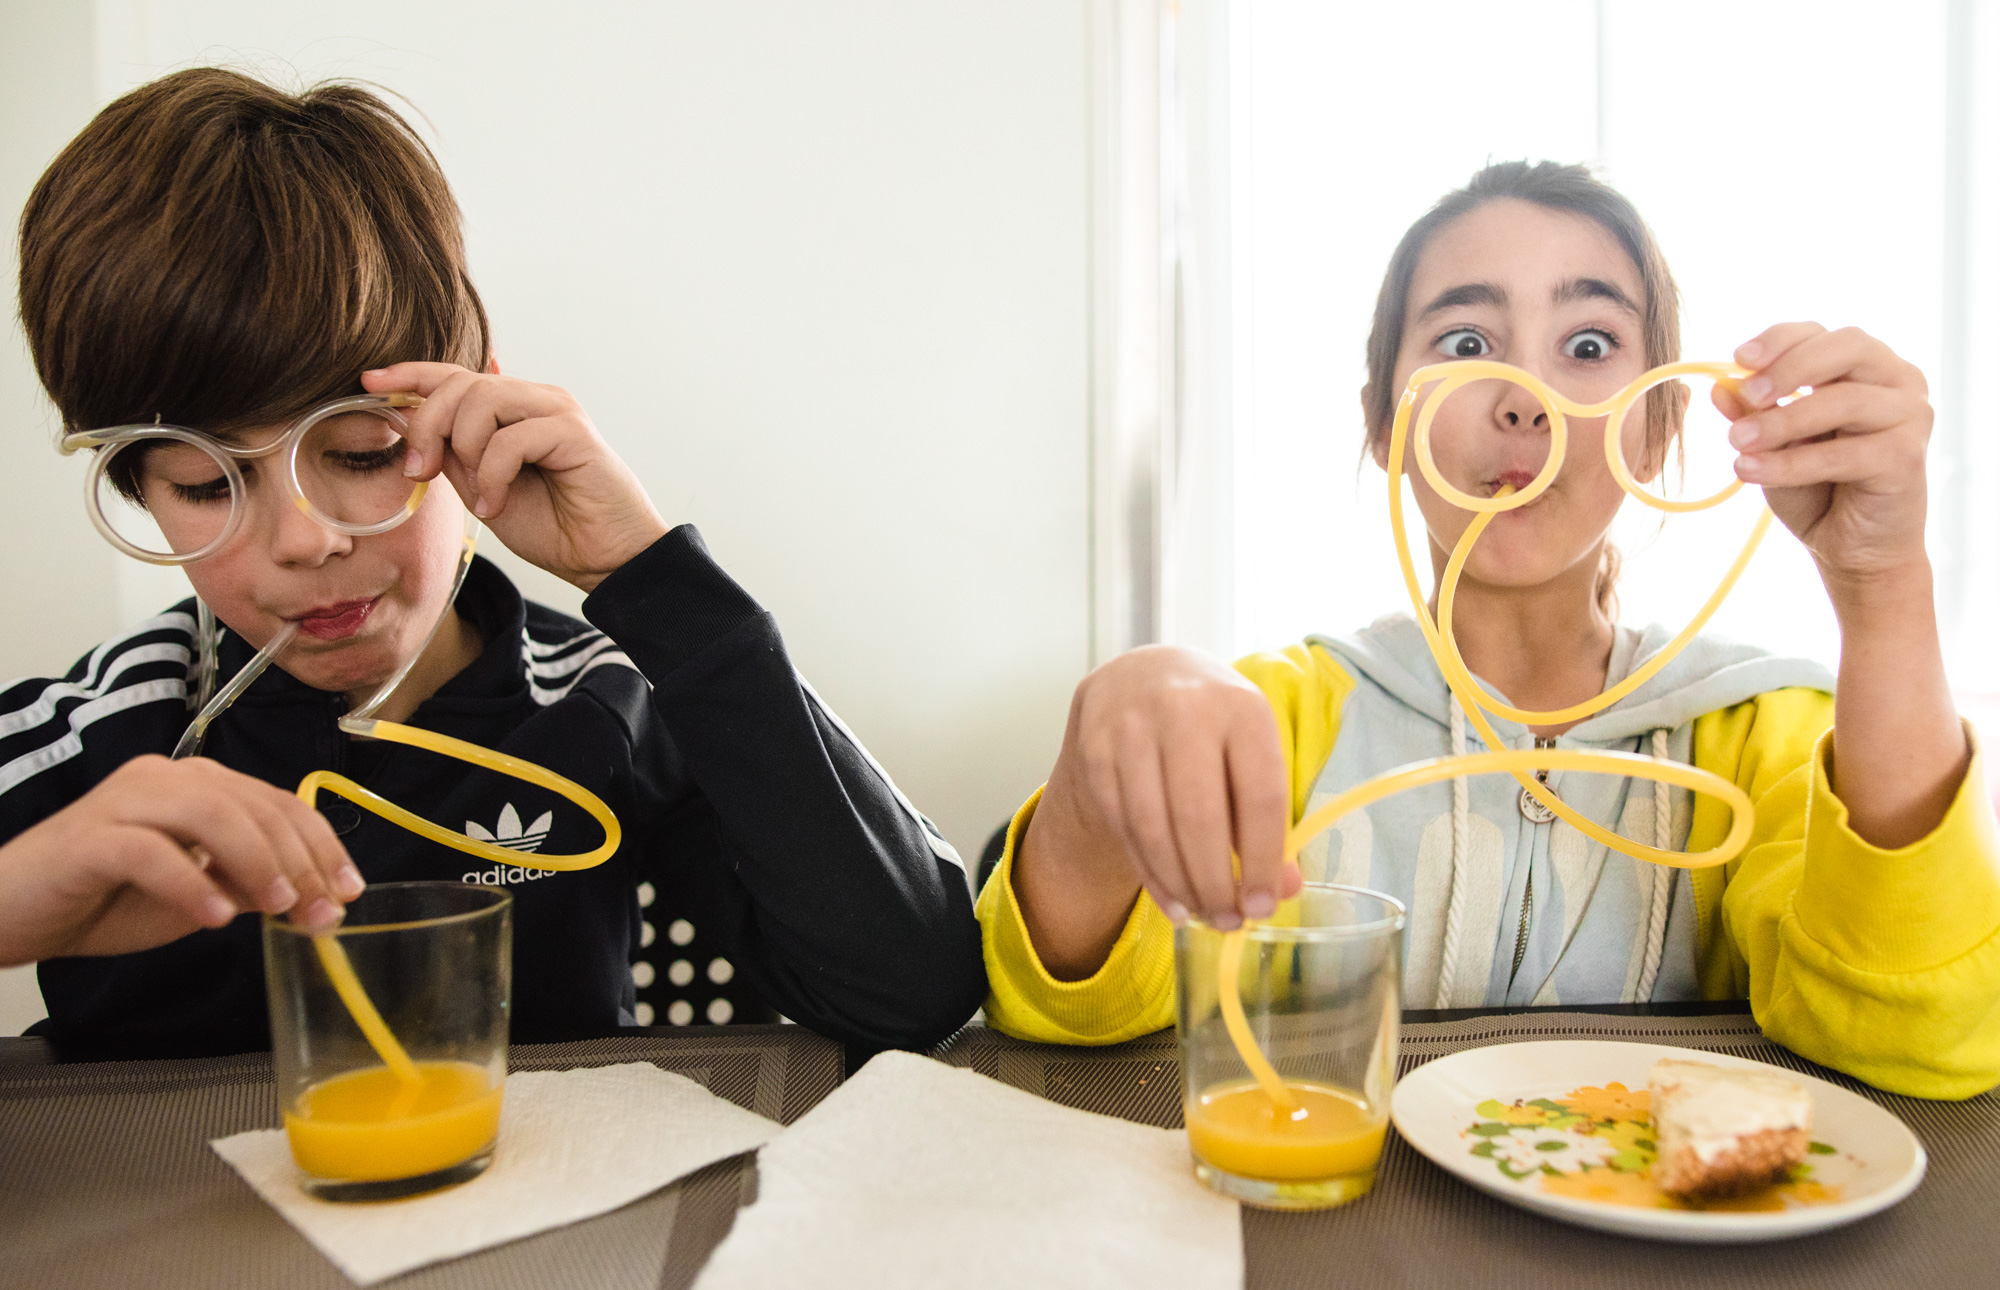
[1649, 1059, 1811, 1165]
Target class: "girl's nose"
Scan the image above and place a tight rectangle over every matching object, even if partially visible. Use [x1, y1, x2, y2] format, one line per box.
[1495, 382, 1551, 431]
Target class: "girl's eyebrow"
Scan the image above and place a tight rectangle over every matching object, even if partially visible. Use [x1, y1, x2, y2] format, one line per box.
[1417, 281, 1506, 319]
[1552, 276, 1641, 316]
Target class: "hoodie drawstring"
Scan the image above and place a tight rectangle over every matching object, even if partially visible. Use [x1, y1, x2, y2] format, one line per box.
[1634, 726, 1674, 1000]
[1436, 692, 1472, 1009]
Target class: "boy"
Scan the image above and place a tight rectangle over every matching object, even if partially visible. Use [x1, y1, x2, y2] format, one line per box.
[1, 68, 984, 1057]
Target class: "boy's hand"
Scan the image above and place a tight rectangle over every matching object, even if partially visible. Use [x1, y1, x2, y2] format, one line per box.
[1717, 323, 1933, 590]
[0, 757, 360, 966]
[362, 363, 669, 593]
[1014, 646, 1300, 979]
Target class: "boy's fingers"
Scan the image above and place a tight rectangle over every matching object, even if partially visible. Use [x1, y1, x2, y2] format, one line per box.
[394, 368, 482, 480]
[468, 418, 576, 518]
[241, 796, 349, 931]
[96, 828, 240, 930]
[361, 362, 473, 397]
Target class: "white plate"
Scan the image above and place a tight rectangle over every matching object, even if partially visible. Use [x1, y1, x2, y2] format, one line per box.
[1389, 1040, 1925, 1243]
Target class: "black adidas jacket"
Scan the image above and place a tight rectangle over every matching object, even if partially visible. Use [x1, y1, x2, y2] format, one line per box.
[0, 526, 985, 1057]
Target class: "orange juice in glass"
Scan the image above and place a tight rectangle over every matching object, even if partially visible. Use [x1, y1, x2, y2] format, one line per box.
[264, 882, 511, 1200]
[1177, 884, 1404, 1210]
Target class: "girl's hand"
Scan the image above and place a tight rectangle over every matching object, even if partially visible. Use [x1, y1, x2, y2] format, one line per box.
[0, 756, 360, 966]
[1015, 646, 1299, 977]
[1717, 323, 1933, 589]
[362, 363, 669, 593]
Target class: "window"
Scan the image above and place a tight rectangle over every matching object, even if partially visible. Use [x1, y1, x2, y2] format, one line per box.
[1178, 0, 2000, 726]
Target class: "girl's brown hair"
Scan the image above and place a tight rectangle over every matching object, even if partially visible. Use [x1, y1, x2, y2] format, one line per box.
[17, 67, 489, 443]
[1361, 160, 1687, 610]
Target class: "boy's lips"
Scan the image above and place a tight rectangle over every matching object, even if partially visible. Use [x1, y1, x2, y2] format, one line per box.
[290, 598, 379, 640]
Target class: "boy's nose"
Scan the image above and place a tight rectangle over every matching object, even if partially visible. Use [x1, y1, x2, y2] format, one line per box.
[264, 494, 354, 566]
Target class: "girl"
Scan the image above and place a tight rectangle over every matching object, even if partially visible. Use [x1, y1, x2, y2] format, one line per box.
[977, 161, 2000, 1099]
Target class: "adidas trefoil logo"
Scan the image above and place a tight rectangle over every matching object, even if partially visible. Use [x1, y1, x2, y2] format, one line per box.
[465, 803, 553, 854]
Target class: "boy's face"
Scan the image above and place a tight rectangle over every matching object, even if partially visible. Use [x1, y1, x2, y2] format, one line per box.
[178, 428, 470, 697]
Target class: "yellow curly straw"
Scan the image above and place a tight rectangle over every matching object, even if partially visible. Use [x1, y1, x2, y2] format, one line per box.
[1214, 359, 1777, 1107]
[299, 719, 623, 1091]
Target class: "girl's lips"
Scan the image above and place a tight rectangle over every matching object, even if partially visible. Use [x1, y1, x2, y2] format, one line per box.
[292, 599, 378, 641]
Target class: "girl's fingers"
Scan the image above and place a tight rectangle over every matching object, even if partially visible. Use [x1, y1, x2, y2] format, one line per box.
[1160, 737, 1241, 926]
[1734, 321, 1826, 375]
[1080, 739, 1175, 914]
[1729, 381, 1911, 454]
[1737, 432, 1920, 488]
[1223, 704, 1290, 919]
[1112, 739, 1201, 923]
[1736, 325, 1921, 411]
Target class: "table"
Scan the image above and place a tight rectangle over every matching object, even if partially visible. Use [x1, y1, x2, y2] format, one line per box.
[3, 1011, 1996, 1288]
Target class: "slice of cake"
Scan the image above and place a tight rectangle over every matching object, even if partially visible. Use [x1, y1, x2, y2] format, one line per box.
[1647, 1058, 1812, 1199]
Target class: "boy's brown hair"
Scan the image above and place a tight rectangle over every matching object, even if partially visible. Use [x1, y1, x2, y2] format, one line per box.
[18, 67, 489, 440]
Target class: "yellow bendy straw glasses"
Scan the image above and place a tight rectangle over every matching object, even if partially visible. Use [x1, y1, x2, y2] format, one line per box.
[1211, 358, 1777, 1118]
[60, 393, 622, 1091]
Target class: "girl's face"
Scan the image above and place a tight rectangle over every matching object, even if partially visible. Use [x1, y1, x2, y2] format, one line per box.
[173, 438, 469, 698]
[1372, 198, 1659, 596]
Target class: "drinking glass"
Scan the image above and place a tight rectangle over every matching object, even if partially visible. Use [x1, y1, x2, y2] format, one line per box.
[1177, 883, 1405, 1210]
[263, 881, 512, 1200]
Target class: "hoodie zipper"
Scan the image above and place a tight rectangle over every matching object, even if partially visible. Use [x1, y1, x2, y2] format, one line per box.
[1509, 735, 1557, 988]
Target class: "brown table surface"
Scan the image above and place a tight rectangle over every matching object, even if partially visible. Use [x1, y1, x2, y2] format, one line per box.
[2, 1009, 1995, 1289]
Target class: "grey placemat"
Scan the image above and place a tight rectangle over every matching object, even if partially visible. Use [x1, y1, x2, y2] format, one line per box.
[0, 1026, 838, 1290]
[934, 1014, 2000, 1290]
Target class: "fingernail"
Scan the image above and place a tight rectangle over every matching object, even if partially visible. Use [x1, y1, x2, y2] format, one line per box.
[201, 896, 237, 926]
[473, 497, 491, 518]
[263, 876, 298, 911]
[301, 899, 343, 932]
[1210, 911, 1244, 932]
[1243, 890, 1277, 919]
[1728, 417, 1760, 449]
[334, 864, 365, 899]
[1743, 376, 1773, 404]
[1163, 900, 1190, 925]
[402, 449, 424, 478]
[1738, 340, 1764, 364]
[1735, 455, 1763, 480]
[363, 368, 388, 378]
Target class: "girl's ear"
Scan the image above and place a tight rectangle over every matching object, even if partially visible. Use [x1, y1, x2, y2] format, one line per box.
[485, 352, 502, 376]
[1361, 385, 1390, 470]
[1632, 381, 1691, 484]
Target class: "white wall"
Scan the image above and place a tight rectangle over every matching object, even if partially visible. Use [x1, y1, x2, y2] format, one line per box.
[0, 0, 1095, 1033]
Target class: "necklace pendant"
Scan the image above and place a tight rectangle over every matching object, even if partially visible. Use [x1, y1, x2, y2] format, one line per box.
[1519, 781, 1560, 825]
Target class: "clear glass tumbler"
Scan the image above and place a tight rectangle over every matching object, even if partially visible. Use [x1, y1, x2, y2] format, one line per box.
[263, 881, 512, 1200]
[1177, 883, 1405, 1210]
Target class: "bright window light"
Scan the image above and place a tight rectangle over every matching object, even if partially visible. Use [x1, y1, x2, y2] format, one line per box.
[1232, 0, 1984, 700]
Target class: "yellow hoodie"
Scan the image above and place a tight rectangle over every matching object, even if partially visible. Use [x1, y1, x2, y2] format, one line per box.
[977, 638, 2000, 1100]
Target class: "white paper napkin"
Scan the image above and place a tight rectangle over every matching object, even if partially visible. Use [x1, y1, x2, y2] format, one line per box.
[694, 1050, 1241, 1290]
[212, 1060, 780, 1285]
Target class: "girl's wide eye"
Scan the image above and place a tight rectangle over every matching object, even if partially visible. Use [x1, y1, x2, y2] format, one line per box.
[1438, 329, 1488, 359]
[1563, 330, 1616, 362]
